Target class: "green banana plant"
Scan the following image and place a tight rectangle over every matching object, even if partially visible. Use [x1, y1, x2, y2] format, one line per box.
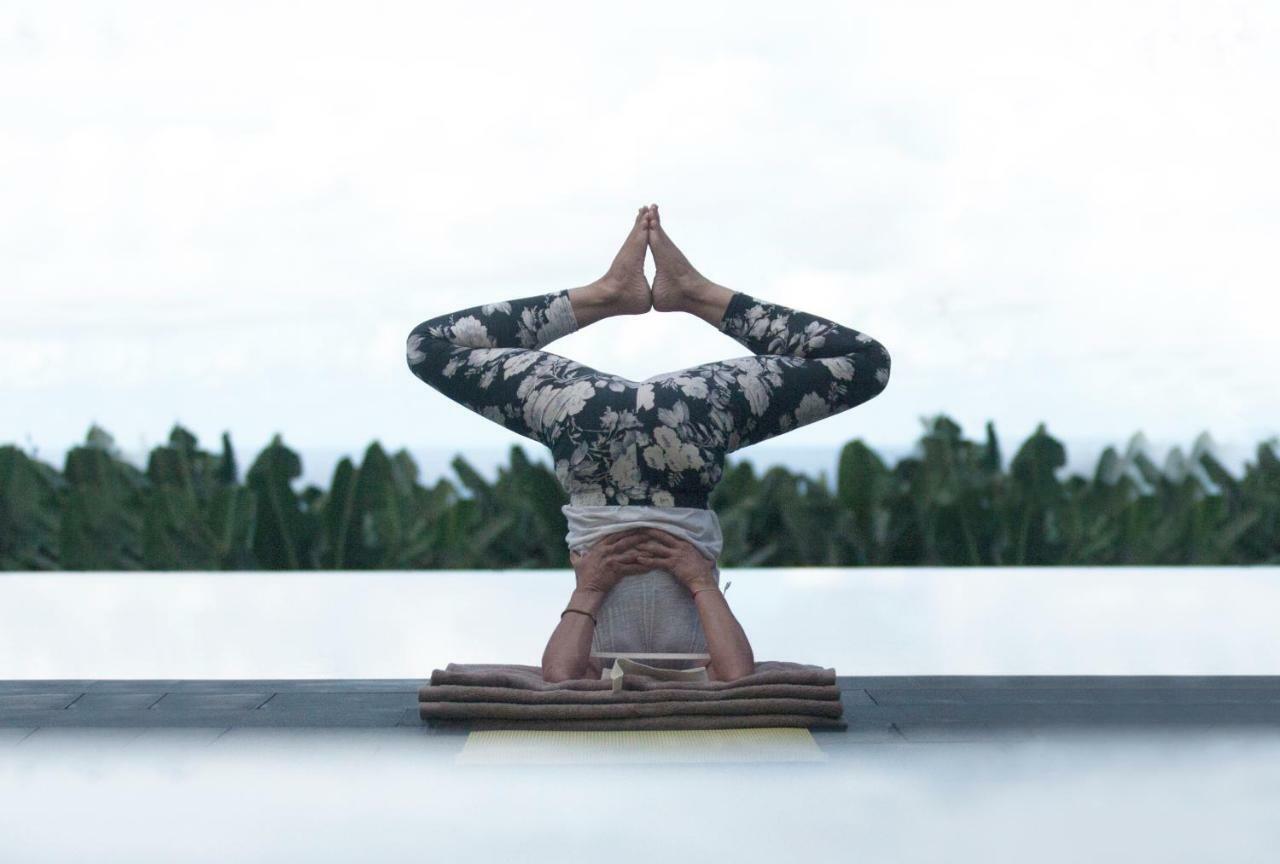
[0, 445, 64, 570]
[58, 425, 147, 570]
[2, 419, 1278, 569]
[142, 425, 254, 569]
[245, 434, 316, 570]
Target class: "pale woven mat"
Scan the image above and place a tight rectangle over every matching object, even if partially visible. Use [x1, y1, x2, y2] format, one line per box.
[455, 728, 827, 765]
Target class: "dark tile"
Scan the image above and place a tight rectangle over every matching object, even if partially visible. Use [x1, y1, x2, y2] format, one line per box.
[894, 723, 1044, 743]
[0, 681, 96, 695]
[867, 687, 1280, 706]
[260, 680, 424, 693]
[838, 689, 875, 707]
[67, 692, 166, 711]
[842, 675, 1280, 691]
[1, 707, 408, 729]
[257, 692, 416, 711]
[86, 680, 185, 693]
[223, 708, 409, 728]
[0, 693, 81, 711]
[846, 701, 1280, 726]
[150, 693, 273, 711]
[160, 679, 422, 693]
[0, 710, 257, 728]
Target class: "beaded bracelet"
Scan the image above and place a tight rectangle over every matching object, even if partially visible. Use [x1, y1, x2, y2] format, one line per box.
[561, 607, 597, 626]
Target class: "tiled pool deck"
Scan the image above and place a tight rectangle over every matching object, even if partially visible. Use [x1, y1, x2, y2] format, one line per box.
[4, 676, 1279, 749]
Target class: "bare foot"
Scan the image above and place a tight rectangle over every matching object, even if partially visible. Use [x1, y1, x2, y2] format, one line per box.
[593, 206, 653, 315]
[646, 204, 717, 313]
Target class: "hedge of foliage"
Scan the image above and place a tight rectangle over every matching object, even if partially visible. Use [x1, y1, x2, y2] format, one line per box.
[1, 416, 1276, 570]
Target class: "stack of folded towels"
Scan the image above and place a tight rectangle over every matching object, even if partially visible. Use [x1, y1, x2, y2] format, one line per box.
[419, 659, 847, 731]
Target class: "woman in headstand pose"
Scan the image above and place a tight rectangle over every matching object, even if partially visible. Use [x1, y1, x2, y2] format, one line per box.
[406, 204, 891, 683]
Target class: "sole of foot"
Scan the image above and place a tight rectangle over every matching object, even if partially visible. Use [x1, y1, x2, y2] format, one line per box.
[646, 203, 714, 313]
[596, 206, 654, 315]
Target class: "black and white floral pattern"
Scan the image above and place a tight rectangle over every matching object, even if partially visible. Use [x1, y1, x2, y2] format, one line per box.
[406, 289, 890, 508]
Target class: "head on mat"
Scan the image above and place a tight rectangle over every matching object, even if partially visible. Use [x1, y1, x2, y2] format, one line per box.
[405, 203, 891, 685]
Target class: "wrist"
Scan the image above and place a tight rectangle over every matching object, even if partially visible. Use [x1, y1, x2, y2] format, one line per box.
[687, 577, 719, 597]
[570, 587, 606, 613]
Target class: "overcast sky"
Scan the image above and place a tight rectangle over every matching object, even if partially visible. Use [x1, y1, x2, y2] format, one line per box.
[2, 0, 1277, 475]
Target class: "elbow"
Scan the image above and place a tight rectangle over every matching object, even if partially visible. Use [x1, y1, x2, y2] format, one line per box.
[844, 335, 891, 399]
[711, 660, 756, 682]
[710, 648, 756, 682]
[541, 664, 574, 684]
[541, 649, 577, 683]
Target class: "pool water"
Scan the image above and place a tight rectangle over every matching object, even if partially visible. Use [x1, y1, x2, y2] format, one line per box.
[3, 566, 1278, 862]
[2, 728, 1279, 863]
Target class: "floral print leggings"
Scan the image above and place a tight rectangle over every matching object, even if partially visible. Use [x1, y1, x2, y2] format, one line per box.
[405, 289, 891, 509]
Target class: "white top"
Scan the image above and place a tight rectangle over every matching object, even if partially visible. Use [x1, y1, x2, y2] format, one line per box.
[562, 504, 728, 670]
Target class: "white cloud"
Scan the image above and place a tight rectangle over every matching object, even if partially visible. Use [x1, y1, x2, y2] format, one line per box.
[1, 0, 1277, 462]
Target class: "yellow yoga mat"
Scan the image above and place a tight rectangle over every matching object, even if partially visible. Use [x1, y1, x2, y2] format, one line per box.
[455, 728, 828, 765]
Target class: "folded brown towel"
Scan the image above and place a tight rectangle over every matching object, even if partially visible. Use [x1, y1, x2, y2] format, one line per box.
[428, 714, 849, 731]
[422, 660, 836, 696]
[421, 697, 843, 721]
[421, 683, 841, 704]
[418, 660, 847, 732]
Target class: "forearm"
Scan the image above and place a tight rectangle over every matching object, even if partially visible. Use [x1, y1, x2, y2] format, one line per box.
[693, 575, 755, 680]
[541, 587, 605, 682]
[718, 290, 891, 365]
[407, 290, 578, 354]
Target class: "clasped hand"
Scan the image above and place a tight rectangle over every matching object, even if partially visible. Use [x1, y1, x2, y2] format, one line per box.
[570, 528, 716, 595]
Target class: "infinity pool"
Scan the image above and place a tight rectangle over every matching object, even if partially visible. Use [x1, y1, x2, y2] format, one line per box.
[2, 566, 1277, 677]
[0, 730, 1276, 863]
[3, 567, 1279, 863]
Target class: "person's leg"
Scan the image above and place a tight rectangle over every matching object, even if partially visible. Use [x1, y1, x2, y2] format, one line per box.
[644, 204, 892, 455]
[405, 207, 652, 450]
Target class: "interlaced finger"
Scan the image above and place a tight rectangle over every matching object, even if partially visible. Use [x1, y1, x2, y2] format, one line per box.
[602, 530, 648, 550]
[639, 529, 684, 550]
[606, 548, 645, 566]
[635, 539, 679, 556]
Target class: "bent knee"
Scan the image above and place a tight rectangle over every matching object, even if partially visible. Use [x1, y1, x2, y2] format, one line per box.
[406, 326, 427, 370]
[870, 345, 891, 394]
[406, 323, 448, 375]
